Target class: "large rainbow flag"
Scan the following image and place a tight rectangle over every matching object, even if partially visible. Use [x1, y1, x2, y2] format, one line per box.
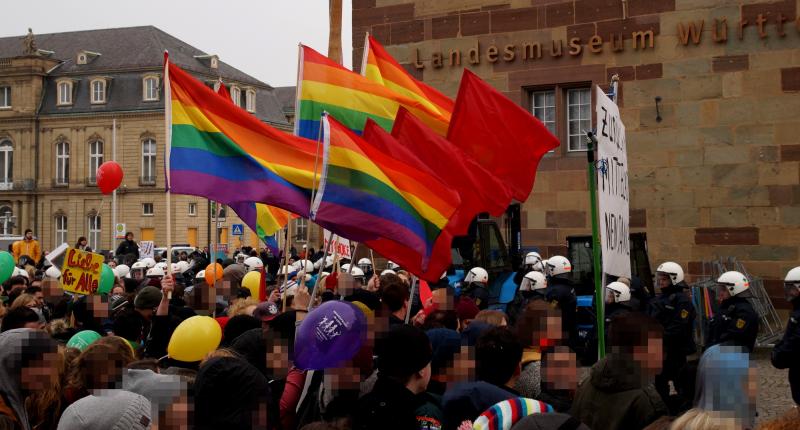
[295, 45, 451, 141]
[361, 35, 454, 121]
[313, 114, 459, 267]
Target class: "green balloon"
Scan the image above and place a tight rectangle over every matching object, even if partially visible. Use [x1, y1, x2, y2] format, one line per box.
[67, 330, 102, 351]
[0, 251, 14, 284]
[98, 264, 115, 294]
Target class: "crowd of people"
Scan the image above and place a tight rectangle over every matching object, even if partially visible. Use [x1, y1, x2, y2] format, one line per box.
[0, 232, 798, 430]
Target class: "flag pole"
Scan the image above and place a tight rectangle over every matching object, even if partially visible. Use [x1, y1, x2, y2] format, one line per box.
[163, 51, 173, 299]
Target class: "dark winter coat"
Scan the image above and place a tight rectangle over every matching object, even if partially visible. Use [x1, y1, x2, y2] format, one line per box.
[546, 276, 577, 348]
[570, 353, 668, 430]
[771, 300, 800, 404]
[706, 294, 759, 352]
[648, 283, 697, 356]
[115, 239, 139, 260]
[354, 376, 438, 430]
[441, 381, 514, 429]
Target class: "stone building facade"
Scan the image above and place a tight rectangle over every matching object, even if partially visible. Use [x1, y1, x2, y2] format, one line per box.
[353, 0, 800, 307]
[0, 26, 314, 255]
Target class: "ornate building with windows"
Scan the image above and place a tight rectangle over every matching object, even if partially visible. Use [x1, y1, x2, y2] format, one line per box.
[353, 0, 800, 306]
[0, 26, 304, 253]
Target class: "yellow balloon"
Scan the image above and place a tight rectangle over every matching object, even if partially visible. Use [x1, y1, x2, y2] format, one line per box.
[167, 316, 222, 362]
[242, 271, 261, 298]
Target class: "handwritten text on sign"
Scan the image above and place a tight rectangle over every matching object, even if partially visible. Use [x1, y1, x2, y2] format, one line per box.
[323, 230, 352, 260]
[61, 247, 105, 295]
[595, 85, 631, 278]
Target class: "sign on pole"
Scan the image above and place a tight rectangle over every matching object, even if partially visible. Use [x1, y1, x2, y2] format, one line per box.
[595, 85, 631, 278]
[231, 224, 244, 236]
[139, 241, 155, 260]
[323, 229, 352, 260]
[114, 223, 126, 239]
[60, 247, 105, 295]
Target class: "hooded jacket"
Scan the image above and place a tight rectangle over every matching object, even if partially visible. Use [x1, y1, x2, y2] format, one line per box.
[570, 353, 667, 430]
[0, 329, 59, 430]
[442, 381, 514, 429]
[194, 357, 271, 430]
[694, 344, 755, 428]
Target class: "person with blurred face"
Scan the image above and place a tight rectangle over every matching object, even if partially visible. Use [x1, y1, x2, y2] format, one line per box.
[537, 346, 578, 412]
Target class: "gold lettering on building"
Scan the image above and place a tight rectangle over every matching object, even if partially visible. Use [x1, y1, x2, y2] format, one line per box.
[678, 21, 704, 45]
[713, 18, 728, 43]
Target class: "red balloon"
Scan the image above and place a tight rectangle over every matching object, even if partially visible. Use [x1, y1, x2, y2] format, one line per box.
[96, 161, 124, 195]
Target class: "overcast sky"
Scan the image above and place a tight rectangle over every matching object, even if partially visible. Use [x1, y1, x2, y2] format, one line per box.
[0, 0, 352, 87]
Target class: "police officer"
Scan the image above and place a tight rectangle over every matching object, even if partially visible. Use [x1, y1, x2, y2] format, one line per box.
[514, 251, 545, 285]
[648, 262, 696, 410]
[545, 256, 577, 349]
[605, 281, 633, 322]
[706, 271, 759, 353]
[772, 266, 800, 405]
[461, 267, 490, 309]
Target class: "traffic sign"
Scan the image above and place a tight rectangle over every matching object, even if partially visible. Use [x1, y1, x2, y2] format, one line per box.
[114, 223, 126, 239]
[232, 224, 244, 236]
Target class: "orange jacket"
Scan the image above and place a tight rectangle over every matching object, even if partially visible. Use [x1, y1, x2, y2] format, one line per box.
[12, 239, 41, 264]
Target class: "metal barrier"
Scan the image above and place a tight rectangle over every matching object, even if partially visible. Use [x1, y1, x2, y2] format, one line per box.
[689, 257, 784, 347]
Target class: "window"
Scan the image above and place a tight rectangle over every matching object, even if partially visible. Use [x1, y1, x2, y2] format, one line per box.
[90, 79, 106, 104]
[294, 218, 308, 242]
[245, 89, 256, 113]
[55, 140, 69, 185]
[0, 86, 10, 108]
[141, 138, 156, 184]
[88, 214, 101, 250]
[567, 88, 591, 151]
[230, 86, 241, 107]
[142, 203, 154, 216]
[0, 140, 12, 190]
[0, 206, 14, 235]
[143, 76, 159, 101]
[55, 215, 68, 245]
[57, 81, 72, 105]
[531, 90, 556, 135]
[188, 202, 197, 216]
[88, 140, 103, 184]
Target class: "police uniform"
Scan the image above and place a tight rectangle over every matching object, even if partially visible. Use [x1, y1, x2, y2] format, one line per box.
[706, 295, 759, 353]
[771, 302, 800, 405]
[546, 276, 577, 348]
[647, 283, 697, 406]
[462, 283, 490, 310]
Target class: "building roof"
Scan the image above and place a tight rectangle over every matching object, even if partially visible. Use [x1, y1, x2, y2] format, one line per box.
[273, 86, 297, 114]
[0, 26, 289, 126]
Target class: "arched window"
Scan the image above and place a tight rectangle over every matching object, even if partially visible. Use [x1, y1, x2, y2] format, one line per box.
[90, 79, 106, 104]
[230, 86, 241, 107]
[88, 214, 101, 250]
[56, 140, 70, 185]
[141, 138, 156, 184]
[58, 81, 72, 105]
[0, 205, 14, 235]
[143, 76, 159, 101]
[54, 214, 68, 245]
[88, 139, 103, 184]
[245, 89, 256, 113]
[0, 140, 12, 189]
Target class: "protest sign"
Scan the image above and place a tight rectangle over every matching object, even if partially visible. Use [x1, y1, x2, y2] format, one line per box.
[323, 230, 352, 259]
[139, 241, 154, 259]
[595, 85, 631, 278]
[60, 247, 105, 295]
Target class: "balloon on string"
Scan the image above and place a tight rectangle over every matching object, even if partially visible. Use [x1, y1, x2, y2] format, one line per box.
[167, 316, 222, 362]
[0, 251, 14, 284]
[96, 161, 123, 194]
[67, 330, 102, 351]
[204, 263, 223, 286]
[97, 263, 115, 294]
[241, 271, 261, 298]
[294, 300, 367, 370]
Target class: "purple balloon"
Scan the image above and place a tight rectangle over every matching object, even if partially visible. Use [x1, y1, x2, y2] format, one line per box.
[294, 300, 367, 370]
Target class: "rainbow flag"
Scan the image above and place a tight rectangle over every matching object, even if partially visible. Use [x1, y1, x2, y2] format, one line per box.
[166, 53, 320, 225]
[295, 45, 451, 141]
[361, 35, 454, 121]
[312, 114, 459, 267]
[212, 81, 294, 252]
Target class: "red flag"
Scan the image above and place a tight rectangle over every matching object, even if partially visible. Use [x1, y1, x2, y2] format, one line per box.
[419, 280, 434, 314]
[258, 265, 267, 302]
[447, 69, 560, 201]
[391, 108, 512, 236]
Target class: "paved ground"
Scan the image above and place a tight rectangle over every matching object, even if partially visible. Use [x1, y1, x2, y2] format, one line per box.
[752, 348, 794, 425]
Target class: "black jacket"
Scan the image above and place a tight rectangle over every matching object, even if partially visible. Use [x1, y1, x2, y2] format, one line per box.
[115, 239, 139, 259]
[648, 284, 697, 356]
[772, 300, 800, 404]
[353, 376, 425, 430]
[706, 295, 759, 352]
[546, 276, 577, 347]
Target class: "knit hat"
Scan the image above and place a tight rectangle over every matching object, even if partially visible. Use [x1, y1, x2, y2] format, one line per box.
[376, 325, 432, 380]
[57, 389, 152, 430]
[472, 397, 553, 430]
[134, 286, 162, 309]
[426, 328, 461, 374]
[456, 297, 480, 321]
[122, 369, 185, 416]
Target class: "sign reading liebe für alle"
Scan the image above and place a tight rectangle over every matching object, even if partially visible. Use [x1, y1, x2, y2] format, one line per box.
[60, 247, 105, 295]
